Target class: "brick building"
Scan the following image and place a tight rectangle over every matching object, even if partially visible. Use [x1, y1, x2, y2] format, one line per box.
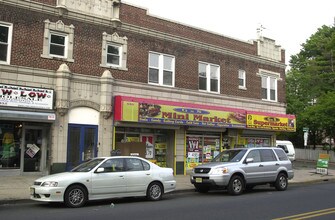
[0, 0, 295, 176]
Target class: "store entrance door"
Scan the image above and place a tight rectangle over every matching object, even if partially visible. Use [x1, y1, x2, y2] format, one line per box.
[23, 127, 46, 172]
[66, 124, 98, 170]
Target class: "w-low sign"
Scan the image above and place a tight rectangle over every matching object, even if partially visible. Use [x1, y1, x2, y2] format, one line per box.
[316, 153, 330, 175]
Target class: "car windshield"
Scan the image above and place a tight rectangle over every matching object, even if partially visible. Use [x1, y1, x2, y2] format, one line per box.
[71, 158, 105, 172]
[212, 149, 247, 162]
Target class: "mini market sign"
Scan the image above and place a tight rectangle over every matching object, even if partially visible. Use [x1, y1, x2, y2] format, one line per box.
[114, 96, 296, 132]
[114, 96, 246, 128]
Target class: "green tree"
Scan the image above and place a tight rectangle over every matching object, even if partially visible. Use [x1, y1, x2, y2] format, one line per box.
[284, 24, 335, 148]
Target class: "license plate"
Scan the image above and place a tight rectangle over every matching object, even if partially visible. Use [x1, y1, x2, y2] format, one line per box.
[30, 187, 35, 196]
[195, 178, 202, 183]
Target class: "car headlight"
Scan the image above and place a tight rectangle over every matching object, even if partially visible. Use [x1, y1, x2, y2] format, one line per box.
[211, 167, 228, 175]
[41, 181, 58, 187]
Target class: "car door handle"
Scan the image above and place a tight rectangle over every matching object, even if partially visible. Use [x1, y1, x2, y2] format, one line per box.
[119, 175, 124, 178]
[275, 163, 280, 166]
[146, 173, 151, 176]
[259, 164, 264, 167]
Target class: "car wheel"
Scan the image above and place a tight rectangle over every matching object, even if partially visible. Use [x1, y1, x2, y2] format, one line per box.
[275, 173, 288, 191]
[195, 185, 209, 193]
[228, 175, 244, 195]
[64, 185, 87, 208]
[147, 182, 163, 201]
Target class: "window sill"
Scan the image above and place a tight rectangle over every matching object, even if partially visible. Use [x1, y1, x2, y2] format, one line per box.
[41, 54, 74, 63]
[262, 99, 278, 103]
[0, 61, 10, 65]
[100, 64, 128, 71]
[238, 86, 247, 90]
[148, 82, 175, 88]
[198, 89, 220, 94]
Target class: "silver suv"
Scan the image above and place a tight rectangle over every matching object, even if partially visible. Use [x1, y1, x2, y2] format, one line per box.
[190, 147, 294, 195]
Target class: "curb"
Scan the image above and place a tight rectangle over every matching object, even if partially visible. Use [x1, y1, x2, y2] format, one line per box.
[2, 179, 334, 206]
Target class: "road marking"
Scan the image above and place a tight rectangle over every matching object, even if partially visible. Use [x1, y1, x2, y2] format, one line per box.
[273, 207, 335, 220]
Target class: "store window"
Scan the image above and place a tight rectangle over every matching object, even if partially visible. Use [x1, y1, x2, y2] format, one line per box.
[0, 122, 21, 169]
[114, 127, 172, 167]
[239, 137, 270, 148]
[186, 133, 221, 171]
[0, 22, 13, 64]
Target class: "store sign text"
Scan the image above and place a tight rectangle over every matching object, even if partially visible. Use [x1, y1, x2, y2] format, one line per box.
[0, 84, 54, 109]
[138, 105, 244, 128]
[247, 114, 296, 132]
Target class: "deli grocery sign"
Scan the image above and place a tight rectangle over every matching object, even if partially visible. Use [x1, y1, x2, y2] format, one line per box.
[114, 96, 296, 132]
[0, 84, 54, 110]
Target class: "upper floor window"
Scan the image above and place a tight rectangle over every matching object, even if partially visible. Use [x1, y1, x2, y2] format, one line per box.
[49, 32, 68, 58]
[148, 52, 175, 87]
[198, 62, 220, 93]
[41, 20, 74, 62]
[101, 32, 128, 70]
[0, 22, 13, 65]
[258, 69, 281, 102]
[107, 44, 121, 66]
[261, 76, 277, 101]
[238, 69, 246, 89]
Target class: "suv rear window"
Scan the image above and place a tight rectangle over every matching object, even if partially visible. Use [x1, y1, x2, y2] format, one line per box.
[274, 149, 289, 161]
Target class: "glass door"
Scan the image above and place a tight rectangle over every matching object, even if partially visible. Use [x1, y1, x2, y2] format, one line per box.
[23, 128, 43, 172]
[66, 124, 98, 170]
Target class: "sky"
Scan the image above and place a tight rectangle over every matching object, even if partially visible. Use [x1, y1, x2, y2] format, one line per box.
[123, 0, 335, 67]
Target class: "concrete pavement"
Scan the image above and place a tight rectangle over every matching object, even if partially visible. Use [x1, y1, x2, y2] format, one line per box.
[0, 162, 334, 203]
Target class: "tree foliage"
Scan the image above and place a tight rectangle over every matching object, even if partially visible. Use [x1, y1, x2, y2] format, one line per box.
[285, 24, 335, 148]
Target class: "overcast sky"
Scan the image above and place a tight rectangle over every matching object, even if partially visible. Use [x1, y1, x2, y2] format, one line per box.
[123, 0, 335, 66]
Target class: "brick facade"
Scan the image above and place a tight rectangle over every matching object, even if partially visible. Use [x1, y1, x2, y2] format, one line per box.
[0, 0, 290, 175]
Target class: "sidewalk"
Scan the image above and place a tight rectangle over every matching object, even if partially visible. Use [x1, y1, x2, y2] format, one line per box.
[0, 167, 334, 203]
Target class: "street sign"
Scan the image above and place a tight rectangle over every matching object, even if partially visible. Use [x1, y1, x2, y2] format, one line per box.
[316, 153, 330, 175]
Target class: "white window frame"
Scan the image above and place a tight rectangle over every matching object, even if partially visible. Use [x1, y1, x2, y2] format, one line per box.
[148, 51, 175, 87]
[0, 22, 13, 65]
[238, 69, 246, 90]
[198, 61, 220, 93]
[106, 43, 122, 67]
[49, 32, 68, 58]
[258, 69, 281, 102]
[100, 32, 128, 70]
[41, 19, 74, 62]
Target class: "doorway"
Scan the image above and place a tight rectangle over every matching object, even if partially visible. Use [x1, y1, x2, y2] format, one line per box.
[22, 125, 48, 173]
[66, 124, 98, 170]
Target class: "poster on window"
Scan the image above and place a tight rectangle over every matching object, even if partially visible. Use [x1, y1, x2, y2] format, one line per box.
[142, 135, 154, 159]
[26, 144, 40, 158]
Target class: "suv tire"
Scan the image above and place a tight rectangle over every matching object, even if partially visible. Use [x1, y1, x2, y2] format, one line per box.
[228, 175, 244, 195]
[275, 173, 288, 191]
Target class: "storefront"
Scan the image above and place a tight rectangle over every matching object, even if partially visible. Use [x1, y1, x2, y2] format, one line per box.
[113, 95, 296, 174]
[0, 84, 55, 175]
[114, 126, 175, 167]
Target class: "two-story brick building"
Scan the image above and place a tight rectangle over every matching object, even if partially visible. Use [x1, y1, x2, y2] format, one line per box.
[0, 0, 295, 176]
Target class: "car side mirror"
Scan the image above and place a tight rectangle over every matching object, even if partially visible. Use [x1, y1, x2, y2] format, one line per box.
[96, 167, 105, 173]
[245, 158, 254, 164]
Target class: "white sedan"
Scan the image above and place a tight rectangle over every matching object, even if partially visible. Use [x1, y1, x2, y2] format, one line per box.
[30, 156, 176, 208]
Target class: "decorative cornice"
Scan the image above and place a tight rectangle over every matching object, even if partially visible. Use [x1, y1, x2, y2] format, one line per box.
[120, 23, 286, 69]
[1, 0, 286, 69]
